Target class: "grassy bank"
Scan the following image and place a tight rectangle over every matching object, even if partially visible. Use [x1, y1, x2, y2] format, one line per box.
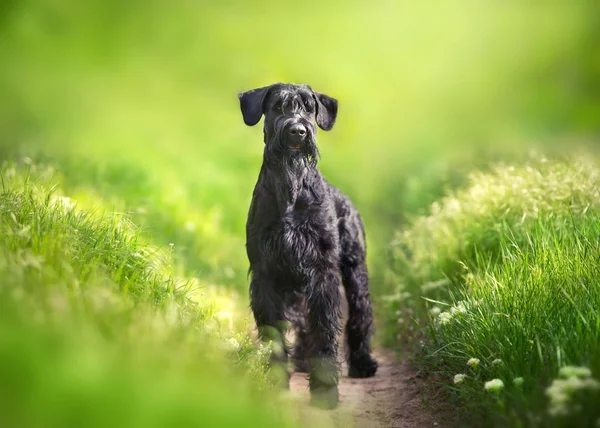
[385, 154, 600, 426]
[0, 160, 299, 427]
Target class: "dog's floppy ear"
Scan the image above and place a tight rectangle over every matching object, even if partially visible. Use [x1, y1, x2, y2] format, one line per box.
[313, 91, 338, 131]
[238, 85, 271, 126]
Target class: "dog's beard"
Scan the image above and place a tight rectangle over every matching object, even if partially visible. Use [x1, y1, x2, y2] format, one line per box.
[264, 128, 320, 211]
[264, 128, 319, 170]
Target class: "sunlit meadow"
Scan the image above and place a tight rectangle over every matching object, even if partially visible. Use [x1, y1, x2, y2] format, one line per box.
[0, 0, 599, 426]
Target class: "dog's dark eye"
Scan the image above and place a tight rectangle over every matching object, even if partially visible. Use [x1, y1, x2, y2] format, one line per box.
[273, 100, 283, 110]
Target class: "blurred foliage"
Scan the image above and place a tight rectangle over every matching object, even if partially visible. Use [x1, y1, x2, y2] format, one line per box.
[0, 1, 598, 425]
[0, 161, 301, 428]
[1, 1, 599, 295]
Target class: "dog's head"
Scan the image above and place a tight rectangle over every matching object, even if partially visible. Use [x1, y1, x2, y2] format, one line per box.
[238, 83, 337, 163]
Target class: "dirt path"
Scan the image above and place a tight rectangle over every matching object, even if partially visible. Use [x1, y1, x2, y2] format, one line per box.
[289, 348, 444, 428]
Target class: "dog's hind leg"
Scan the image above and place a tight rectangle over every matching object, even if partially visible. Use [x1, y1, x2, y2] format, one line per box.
[339, 214, 378, 378]
[341, 260, 378, 378]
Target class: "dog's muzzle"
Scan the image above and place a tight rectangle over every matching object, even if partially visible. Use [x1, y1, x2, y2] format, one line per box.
[279, 118, 313, 151]
[286, 123, 307, 150]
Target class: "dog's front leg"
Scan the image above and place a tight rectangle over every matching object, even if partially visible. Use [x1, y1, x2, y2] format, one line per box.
[306, 270, 342, 409]
[249, 272, 289, 388]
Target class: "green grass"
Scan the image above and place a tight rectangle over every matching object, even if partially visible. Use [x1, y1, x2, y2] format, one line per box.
[1, 0, 599, 426]
[384, 156, 600, 426]
[9, 150, 251, 289]
[2, 0, 599, 298]
[0, 161, 299, 428]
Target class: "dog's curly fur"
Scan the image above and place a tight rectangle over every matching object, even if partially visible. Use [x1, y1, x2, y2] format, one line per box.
[239, 83, 378, 409]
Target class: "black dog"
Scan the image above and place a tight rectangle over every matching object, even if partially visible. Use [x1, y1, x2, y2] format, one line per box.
[239, 83, 378, 409]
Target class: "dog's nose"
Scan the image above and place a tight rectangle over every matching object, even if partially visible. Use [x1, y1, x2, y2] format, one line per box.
[288, 123, 307, 140]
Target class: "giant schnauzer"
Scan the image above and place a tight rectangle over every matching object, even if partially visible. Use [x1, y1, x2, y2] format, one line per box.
[239, 83, 378, 409]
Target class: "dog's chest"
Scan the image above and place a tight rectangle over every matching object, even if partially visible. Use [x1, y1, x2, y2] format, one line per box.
[288, 186, 315, 215]
[264, 191, 337, 269]
[247, 169, 340, 275]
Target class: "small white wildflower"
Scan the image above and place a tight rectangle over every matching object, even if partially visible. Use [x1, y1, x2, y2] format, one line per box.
[438, 312, 452, 325]
[395, 310, 402, 317]
[15, 225, 31, 238]
[547, 394, 569, 417]
[214, 311, 233, 332]
[571, 377, 598, 392]
[454, 374, 466, 384]
[450, 306, 467, 315]
[222, 337, 240, 352]
[467, 358, 480, 368]
[21, 251, 43, 270]
[257, 341, 273, 359]
[224, 266, 235, 279]
[429, 306, 441, 316]
[450, 303, 467, 315]
[421, 278, 450, 293]
[546, 376, 600, 417]
[513, 377, 524, 387]
[445, 198, 461, 214]
[484, 379, 505, 392]
[559, 366, 592, 379]
[50, 196, 76, 212]
[382, 292, 402, 303]
[492, 359, 503, 366]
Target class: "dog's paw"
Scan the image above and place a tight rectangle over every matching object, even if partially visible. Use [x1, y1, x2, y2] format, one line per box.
[348, 354, 378, 378]
[309, 385, 339, 410]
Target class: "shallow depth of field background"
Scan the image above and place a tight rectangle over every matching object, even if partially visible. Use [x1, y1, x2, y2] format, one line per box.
[0, 1, 599, 427]
[2, 1, 598, 289]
